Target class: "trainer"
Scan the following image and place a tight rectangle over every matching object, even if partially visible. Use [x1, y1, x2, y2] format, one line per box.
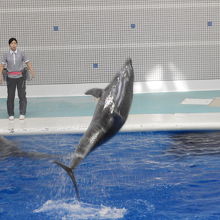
[0, 38, 35, 120]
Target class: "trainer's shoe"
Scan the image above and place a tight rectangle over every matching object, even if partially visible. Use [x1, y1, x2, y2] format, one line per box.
[9, 116, 14, 120]
[19, 115, 25, 120]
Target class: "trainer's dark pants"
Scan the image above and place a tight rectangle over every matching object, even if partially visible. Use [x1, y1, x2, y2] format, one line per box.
[6, 77, 27, 116]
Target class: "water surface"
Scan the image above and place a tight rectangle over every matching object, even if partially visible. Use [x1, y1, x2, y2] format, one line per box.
[1, 131, 220, 219]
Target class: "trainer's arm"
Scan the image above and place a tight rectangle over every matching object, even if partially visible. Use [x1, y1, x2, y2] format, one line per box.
[0, 64, 4, 84]
[26, 61, 36, 78]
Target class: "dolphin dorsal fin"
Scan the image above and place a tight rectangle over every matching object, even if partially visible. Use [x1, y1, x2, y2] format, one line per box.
[85, 88, 103, 98]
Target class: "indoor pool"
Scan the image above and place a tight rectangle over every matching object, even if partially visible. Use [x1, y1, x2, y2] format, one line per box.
[1, 131, 220, 220]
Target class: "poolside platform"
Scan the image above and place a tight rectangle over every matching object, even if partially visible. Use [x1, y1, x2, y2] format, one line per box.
[1, 90, 220, 135]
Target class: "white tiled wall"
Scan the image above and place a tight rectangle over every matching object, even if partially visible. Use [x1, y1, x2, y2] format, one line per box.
[0, 0, 219, 86]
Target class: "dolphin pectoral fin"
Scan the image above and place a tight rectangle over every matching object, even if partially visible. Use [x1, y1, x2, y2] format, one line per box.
[85, 88, 103, 98]
[54, 160, 80, 201]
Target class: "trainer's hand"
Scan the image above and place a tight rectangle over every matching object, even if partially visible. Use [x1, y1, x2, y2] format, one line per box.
[0, 75, 3, 84]
[30, 70, 36, 78]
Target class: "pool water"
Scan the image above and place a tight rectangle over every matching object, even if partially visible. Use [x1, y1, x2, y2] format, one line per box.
[1, 131, 220, 219]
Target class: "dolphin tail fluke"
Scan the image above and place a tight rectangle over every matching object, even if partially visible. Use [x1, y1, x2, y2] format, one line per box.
[54, 160, 80, 201]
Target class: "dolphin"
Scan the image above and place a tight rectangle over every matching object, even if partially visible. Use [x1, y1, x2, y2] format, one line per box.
[54, 58, 134, 200]
[0, 136, 55, 160]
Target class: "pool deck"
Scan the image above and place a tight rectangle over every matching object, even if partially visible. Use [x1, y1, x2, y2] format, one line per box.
[1, 90, 220, 135]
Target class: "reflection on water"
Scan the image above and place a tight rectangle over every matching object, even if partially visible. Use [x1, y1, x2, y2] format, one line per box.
[166, 131, 220, 156]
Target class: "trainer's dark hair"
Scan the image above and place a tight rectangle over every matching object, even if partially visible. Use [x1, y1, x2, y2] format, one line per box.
[8, 38, 17, 45]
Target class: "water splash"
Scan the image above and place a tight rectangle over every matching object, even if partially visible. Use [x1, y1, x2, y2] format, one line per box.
[33, 199, 127, 220]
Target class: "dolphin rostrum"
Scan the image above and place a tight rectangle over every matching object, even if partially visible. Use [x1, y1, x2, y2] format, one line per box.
[54, 58, 134, 200]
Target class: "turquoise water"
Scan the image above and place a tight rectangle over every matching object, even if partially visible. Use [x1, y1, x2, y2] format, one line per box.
[1, 131, 220, 219]
[1, 90, 220, 118]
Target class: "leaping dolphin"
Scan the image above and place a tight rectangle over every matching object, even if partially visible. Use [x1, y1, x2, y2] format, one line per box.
[54, 58, 134, 200]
